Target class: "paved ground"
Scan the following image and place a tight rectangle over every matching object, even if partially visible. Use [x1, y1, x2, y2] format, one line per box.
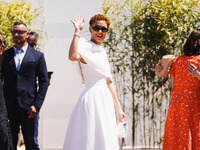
[120, 149, 161, 150]
[18, 146, 161, 150]
[18, 148, 161, 150]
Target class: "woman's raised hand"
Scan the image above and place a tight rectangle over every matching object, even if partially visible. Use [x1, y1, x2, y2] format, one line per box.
[70, 15, 86, 33]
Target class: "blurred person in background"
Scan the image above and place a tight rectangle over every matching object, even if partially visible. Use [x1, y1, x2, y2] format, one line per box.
[27, 31, 39, 49]
[27, 31, 52, 85]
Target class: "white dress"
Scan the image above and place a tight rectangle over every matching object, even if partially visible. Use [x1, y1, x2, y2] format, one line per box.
[63, 38, 119, 150]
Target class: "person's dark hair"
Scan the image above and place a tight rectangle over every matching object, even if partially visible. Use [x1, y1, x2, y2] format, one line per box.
[89, 14, 110, 28]
[183, 29, 200, 56]
[28, 31, 39, 41]
[13, 21, 27, 27]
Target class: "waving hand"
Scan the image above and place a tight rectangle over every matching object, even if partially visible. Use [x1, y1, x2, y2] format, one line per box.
[70, 15, 86, 33]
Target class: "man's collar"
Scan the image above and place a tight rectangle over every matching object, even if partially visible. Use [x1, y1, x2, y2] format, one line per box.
[14, 44, 28, 53]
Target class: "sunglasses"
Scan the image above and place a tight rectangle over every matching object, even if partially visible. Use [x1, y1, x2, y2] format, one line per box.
[29, 43, 37, 48]
[11, 30, 27, 35]
[0, 39, 5, 46]
[91, 26, 109, 33]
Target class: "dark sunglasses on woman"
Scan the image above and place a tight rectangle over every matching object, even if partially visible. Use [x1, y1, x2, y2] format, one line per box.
[91, 25, 109, 33]
[0, 39, 5, 46]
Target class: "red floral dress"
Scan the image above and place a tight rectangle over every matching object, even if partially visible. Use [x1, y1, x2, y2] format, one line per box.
[163, 55, 200, 150]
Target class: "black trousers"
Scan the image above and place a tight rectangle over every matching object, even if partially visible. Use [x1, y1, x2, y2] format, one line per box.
[0, 118, 13, 150]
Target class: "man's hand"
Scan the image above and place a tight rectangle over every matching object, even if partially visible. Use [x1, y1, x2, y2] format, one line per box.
[27, 105, 39, 118]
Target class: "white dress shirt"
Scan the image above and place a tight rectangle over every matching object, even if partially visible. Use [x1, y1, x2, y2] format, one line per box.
[14, 44, 28, 71]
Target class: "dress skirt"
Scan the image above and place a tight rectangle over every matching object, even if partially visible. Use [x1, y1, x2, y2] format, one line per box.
[63, 82, 119, 150]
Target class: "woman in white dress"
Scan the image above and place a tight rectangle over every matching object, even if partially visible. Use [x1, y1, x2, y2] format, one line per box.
[63, 14, 126, 150]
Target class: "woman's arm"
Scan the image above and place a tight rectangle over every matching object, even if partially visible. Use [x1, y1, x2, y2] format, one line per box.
[171, 77, 175, 93]
[107, 78, 126, 121]
[68, 16, 86, 61]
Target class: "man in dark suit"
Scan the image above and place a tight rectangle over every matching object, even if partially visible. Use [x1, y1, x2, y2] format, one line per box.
[2, 21, 48, 150]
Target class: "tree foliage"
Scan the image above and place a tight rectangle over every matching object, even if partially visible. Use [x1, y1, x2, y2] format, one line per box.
[101, 0, 200, 148]
[0, 0, 44, 49]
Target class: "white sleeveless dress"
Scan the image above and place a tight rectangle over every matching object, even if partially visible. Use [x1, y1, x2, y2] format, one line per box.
[63, 38, 119, 150]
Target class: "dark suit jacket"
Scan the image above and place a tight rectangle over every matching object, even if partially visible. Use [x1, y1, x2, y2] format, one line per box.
[2, 46, 48, 111]
[0, 79, 8, 122]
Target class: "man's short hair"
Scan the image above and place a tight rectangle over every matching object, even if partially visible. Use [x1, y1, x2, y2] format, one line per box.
[13, 21, 27, 27]
[28, 31, 39, 41]
[29, 31, 39, 37]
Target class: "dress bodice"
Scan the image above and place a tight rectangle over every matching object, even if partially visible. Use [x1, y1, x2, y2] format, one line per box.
[73, 38, 112, 85]
[170, 55, 200, 87]
[80, 62, 107, 86]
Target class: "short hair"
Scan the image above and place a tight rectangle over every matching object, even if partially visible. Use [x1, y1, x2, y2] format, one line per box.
[89, 14, 110, 28]
[13, 21, 27, 27]
[183, 29, 200, 56]
[28, 31, 39, 41]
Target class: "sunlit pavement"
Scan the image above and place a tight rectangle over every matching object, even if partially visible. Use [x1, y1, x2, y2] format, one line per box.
[17, 146, 161, 150]
[120, 148, 162, 150]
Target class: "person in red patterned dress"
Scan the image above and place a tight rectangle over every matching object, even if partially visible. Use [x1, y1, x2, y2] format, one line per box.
[156, 29, 200, 150]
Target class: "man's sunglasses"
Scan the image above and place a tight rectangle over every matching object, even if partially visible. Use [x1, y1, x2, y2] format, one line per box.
[91, 26, 109, 33]
[29, 43, 37, 48]
[11, 30, 27, 35]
